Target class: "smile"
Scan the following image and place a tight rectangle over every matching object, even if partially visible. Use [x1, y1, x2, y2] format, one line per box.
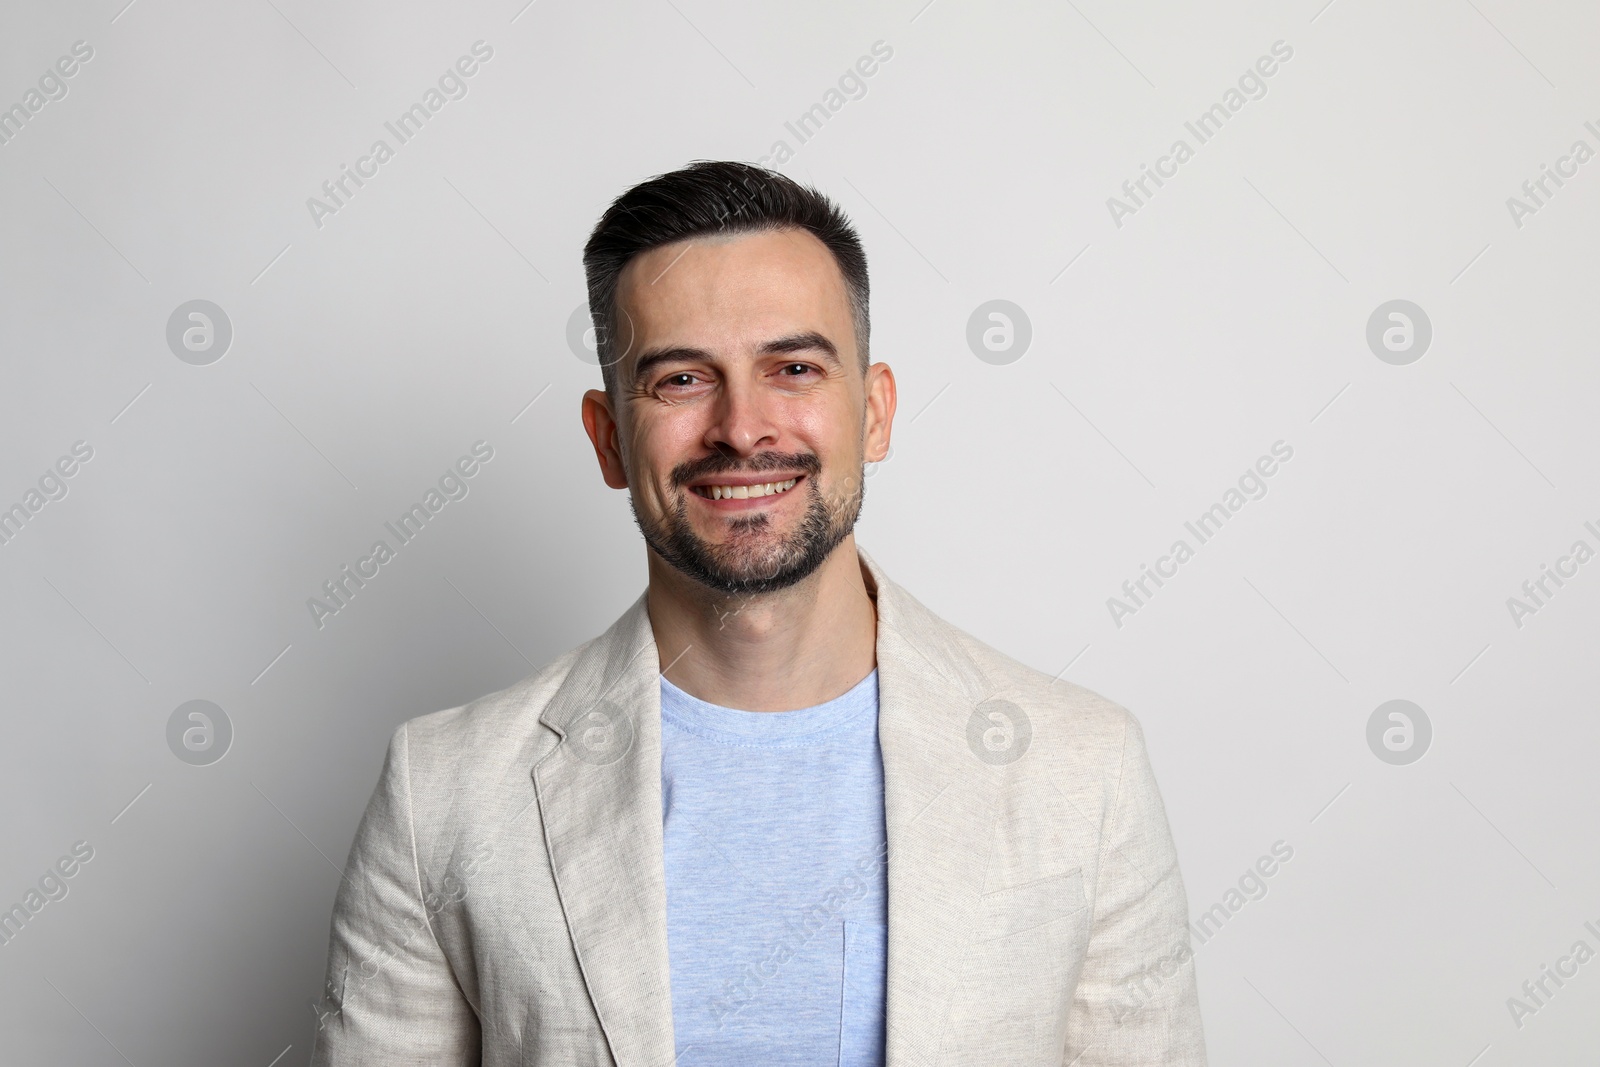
[690, 477, 800, 501]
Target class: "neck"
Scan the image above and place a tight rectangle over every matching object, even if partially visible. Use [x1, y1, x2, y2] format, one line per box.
[645, 536, 878, 712]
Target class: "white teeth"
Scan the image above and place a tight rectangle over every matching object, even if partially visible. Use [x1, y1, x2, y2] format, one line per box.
[704, 477, 797, 500]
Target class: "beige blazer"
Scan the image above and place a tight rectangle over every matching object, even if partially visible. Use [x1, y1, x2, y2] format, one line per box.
[309, 547, 1206, 1065]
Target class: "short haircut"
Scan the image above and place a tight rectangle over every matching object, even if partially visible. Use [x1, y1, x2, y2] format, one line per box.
[582, 160, 870, 399]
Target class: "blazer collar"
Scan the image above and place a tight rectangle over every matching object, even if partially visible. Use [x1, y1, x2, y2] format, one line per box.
[532, 545, 1004, 1066]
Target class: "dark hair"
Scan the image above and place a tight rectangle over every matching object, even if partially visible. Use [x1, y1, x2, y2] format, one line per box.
[582, 160, 870, 399]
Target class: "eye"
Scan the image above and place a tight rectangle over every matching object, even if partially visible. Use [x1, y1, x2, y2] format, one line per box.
[658, 372, 699, 390]
[779, 363, 815, 377]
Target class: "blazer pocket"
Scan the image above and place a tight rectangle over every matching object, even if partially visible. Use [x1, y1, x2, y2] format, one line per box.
[976, 868, 1087, 942]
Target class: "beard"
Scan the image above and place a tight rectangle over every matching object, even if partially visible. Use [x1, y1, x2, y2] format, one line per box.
[631, 451, 863, 597]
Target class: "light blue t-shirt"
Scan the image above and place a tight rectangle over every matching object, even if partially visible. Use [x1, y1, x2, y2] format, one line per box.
[660, 668, 887, 1067]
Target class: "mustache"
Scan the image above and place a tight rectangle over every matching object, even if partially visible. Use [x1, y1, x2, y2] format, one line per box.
[671, 452, 821, 487]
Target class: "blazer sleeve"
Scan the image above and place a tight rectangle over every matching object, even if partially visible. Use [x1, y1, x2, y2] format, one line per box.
[309, 723, 481, 1066]
[1064, 712, 1208, 1066]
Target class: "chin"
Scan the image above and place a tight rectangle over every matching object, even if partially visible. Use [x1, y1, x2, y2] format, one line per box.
[634, 472, 861, 597]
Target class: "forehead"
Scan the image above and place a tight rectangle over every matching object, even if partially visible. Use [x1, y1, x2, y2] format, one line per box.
[615, 227, 853, 351]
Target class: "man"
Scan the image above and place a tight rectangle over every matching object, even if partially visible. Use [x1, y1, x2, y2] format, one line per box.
[309, 161, 1206, 1066]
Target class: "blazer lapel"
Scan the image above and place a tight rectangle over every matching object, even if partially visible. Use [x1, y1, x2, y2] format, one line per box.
[860, 548, 1004, 1067]
[530, 547, 1000, 1067]
[532, 592, 678, 1067]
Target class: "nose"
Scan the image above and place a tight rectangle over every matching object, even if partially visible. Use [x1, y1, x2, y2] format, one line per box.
[703, 371, 779, 456]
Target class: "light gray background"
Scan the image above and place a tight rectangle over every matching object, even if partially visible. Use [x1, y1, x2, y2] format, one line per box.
[2, 0, 1596, 1063]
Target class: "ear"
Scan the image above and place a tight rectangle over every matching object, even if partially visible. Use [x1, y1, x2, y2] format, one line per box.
[581, 389, 630, 489]
[861, 362, 896, 463]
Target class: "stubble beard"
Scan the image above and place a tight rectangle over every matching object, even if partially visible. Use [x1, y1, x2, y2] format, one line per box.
[631, 456, 864, 597]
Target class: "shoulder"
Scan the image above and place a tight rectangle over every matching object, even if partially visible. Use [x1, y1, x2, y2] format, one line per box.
[876, 562, 1145, 775]
[946, 620, 1144, 776]
[903, 605, 1183, 876]
[943, 624, 1177, 856]
[369, 588, 644, 824]
[385, 644, 583, 795]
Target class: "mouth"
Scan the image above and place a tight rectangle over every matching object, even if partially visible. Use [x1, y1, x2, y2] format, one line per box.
[688, 475, 804, 503]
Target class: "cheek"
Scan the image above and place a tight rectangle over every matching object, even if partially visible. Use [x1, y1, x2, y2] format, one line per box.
[630, 417, 699, 502]
[785, 393, 856, 452]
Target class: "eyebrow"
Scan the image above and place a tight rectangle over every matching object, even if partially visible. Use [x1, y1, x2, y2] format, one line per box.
[629, 331, 841, 390]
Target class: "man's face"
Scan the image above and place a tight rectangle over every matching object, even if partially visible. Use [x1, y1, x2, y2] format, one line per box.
[586, 227, 888, 596]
